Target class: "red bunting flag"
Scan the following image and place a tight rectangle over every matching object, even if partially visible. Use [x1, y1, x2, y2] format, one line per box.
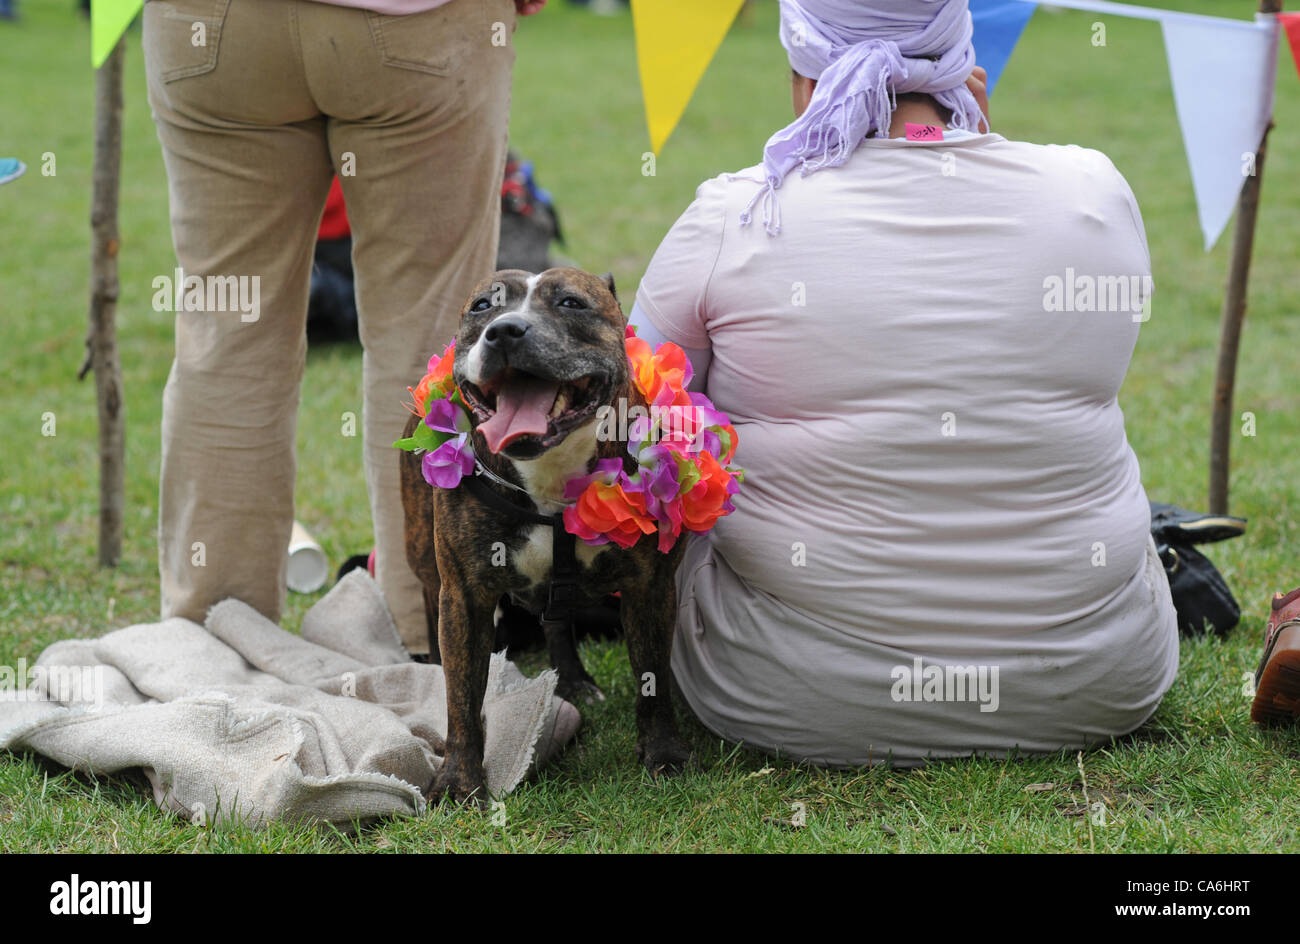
[1281, 13, 1300, 82]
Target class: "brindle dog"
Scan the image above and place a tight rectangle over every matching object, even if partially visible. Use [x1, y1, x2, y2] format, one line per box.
[400, 267, 692, 805]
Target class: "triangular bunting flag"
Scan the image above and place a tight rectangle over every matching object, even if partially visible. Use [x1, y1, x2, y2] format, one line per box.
[1280, 12, 1300, 83]
[969, 0, 1037, 95]
[92, 0, 143, 68]
[1160, 14, 1277, 250]
[631, 0, 746, 154]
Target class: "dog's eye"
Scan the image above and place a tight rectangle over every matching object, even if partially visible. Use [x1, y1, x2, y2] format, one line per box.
[470, 297, 492, 312]
[558, 296, 587, 310]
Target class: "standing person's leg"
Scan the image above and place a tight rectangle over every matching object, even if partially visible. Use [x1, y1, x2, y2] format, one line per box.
[145, 0, 333, 625]
[301, 0, 517, 652]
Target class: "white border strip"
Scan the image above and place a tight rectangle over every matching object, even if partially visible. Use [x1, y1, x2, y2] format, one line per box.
[1021, 0, 1274, 32]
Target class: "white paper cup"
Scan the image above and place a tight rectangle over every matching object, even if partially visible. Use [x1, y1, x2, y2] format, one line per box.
[286, 520, 329, 593]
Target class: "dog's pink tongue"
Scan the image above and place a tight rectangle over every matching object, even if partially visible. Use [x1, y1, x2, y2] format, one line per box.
[478, 375, 559, 453]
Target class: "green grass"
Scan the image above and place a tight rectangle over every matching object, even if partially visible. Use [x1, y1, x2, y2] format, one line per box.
[2, 0, 1299, 852]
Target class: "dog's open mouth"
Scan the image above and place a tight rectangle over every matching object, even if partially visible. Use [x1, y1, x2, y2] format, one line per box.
[460, 368, 609, 454]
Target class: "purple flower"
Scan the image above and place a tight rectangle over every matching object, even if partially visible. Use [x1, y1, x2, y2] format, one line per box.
[693, 428, 720, 458]
[630, 444, 681, 519]
[562, 457, 625, 502]
[687, 392, 728, 429]
[628, 413, 654, 454]
[421, 433, 474, 489]
[424, 396, 468, 435]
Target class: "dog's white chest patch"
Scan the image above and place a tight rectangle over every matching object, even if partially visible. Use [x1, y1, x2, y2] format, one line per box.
[514, 524, 610, 591]
[508, 418, 610, 590]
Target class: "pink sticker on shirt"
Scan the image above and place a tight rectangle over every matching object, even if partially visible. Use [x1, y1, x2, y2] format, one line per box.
[905, 123, 944, 142]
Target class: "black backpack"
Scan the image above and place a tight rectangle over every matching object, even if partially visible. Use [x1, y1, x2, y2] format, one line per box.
[1149, 501, 1246, 636]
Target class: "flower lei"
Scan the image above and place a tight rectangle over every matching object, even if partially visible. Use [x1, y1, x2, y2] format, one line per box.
[394, 326, 743, 553]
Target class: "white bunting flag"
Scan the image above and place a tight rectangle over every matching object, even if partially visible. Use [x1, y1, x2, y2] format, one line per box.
[1160, 13, 1278, 250]
[1002, 1, 1280, 251]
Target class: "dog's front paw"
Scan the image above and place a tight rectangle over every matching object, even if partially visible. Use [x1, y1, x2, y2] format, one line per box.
[428, 763, 489, 809]
[636, 736, 693, 779]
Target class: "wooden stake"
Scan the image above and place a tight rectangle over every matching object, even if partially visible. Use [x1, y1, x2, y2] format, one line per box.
[1208, 0, 1282, 514]
[81, 36, 126, 567]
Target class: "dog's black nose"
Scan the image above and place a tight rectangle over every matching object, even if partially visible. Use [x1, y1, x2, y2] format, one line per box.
[483, 316, 530, 349]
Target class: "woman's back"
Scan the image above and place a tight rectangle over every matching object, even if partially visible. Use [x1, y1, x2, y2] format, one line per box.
[636, 132, 1179, 765]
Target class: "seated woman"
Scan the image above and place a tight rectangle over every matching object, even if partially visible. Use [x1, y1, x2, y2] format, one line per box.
[628, 0, 1179, 766]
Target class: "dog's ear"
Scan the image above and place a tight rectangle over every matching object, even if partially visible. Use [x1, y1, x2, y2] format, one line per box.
[600, 271, 617, 301]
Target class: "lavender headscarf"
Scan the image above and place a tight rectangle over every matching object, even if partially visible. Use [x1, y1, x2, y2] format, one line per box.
[740, 0, 987, 235]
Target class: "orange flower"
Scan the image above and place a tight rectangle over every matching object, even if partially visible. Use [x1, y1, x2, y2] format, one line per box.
[428, 343, 455, 385]
[406, 372, 437, 417]
[626, 336, 691, 409]
[564, 480, 657, 549]
[678, 451, 736, 533]
[404, 341, 457, 416]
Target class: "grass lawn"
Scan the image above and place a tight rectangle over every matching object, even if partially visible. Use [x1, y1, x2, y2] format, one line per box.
[2, 0, 1299, 853]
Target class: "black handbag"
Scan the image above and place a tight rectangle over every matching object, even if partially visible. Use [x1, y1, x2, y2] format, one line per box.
[1149, 501, 1247, 637]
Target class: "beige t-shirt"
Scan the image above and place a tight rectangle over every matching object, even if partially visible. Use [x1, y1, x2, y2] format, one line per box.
[635, 132, 1180, 766]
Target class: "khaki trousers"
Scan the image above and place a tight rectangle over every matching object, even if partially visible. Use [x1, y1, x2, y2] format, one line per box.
[145, 0, 516, 652]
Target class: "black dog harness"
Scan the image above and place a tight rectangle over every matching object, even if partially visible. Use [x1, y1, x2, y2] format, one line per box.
[461, 462, 581, 627]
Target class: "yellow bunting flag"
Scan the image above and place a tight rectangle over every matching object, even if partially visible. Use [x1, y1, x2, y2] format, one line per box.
[92, 0, 144, 68]
[631, 0, 746, 154]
